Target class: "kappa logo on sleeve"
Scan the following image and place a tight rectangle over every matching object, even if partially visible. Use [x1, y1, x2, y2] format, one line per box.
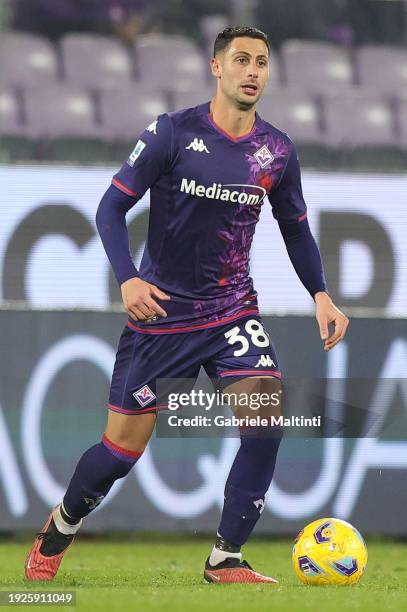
[146, 120, 158, 135]
[127, 139, 146, 167]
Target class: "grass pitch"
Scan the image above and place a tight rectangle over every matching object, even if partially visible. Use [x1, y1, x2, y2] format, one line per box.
[0, 535, 405, 611]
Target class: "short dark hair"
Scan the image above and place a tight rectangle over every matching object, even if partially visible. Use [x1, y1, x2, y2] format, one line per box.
[213, 26, 270, 57]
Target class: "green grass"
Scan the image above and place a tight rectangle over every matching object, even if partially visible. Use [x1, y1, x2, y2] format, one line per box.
[0, 536, 406, 611]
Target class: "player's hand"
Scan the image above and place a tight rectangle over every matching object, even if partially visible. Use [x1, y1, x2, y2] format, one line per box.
[120, 277, 171, 322]
[314, 292, 349, 352]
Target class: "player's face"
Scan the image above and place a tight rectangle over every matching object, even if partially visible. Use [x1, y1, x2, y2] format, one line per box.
[212, 37, 270, 108]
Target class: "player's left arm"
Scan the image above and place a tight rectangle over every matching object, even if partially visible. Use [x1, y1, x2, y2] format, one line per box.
[269, 140, 349, 351]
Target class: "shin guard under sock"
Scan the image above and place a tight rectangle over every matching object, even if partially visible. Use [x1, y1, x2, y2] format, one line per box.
[218, 428, 283, 546]
[62, 433, 142, 520]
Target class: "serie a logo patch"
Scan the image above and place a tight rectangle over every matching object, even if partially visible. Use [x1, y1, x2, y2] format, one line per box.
[127, 139, 146, 167]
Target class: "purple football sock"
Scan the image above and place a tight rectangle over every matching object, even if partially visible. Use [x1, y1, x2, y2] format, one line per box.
[218, 427, 283, 546]
[62, 433, 142, 520]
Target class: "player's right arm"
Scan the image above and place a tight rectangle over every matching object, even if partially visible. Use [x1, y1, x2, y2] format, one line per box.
[95, 114, 173, 321]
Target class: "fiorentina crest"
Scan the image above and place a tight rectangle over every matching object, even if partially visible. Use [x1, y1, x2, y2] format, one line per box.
[133, 384, 156, 407]
[254, 144, 274, 169]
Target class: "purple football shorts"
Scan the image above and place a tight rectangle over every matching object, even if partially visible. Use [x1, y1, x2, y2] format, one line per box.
[108, 314, 281, 415]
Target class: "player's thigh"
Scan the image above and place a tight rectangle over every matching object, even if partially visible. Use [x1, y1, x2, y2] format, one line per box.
[204, 315, 283, 419]
[109, 325, 202, 414]
[106, 324, 203, 450]
[222, 375, 283, 420]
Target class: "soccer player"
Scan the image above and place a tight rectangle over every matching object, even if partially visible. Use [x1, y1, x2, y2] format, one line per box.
[25, 26, 349, 583]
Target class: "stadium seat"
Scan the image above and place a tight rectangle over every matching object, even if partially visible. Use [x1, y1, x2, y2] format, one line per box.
[397, 98, 407, 150]
[323, 92, 396, 148]
[356, 45, 407, 94]
[256, 88, 331, 167]
[24, 84, 99, 139]
[166, 75, 213, 98]
[0, 87, 37, 161]
[281, 40, 354, 94]
[256, 89, 323, 145]
[99, 87, 168, 141]
[322, 92, 403, 169]
[134, 34, 207, 89]
[0, 88, 22, 136]
[0, 32, 59, 89]
[22, 84, 113, 162]
[60, 34, 133, 90]
[171, 87, 214, 112]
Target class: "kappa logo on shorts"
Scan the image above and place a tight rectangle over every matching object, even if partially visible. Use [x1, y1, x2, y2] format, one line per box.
[255, 355, 276, 368]
[133, 384, 156, 407]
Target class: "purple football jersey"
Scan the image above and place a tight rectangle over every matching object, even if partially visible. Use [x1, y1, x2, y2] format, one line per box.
[112, 101, 307, 332]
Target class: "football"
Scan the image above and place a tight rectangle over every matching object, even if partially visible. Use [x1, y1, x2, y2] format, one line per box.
[292, 518, 368, 585]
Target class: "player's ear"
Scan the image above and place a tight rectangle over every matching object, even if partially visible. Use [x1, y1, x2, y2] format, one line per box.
[210, 57, 221, 78]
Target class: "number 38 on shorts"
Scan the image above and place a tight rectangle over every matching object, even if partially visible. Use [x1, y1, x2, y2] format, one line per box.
[213, 317, 281, 381]
[224, 319, 271, 357]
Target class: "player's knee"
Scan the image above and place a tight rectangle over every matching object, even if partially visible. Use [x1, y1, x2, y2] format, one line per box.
[239, 376, 284, 445]
[105, 411, 155, 453]
[248, 375, 283, 421]
[104, 431, 148, 455]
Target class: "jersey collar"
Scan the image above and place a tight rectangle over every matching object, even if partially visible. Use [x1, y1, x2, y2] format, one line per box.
[204, 101, 258, 143]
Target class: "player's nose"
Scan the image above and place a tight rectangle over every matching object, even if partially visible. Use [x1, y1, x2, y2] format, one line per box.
[247, 63, 259, 79]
